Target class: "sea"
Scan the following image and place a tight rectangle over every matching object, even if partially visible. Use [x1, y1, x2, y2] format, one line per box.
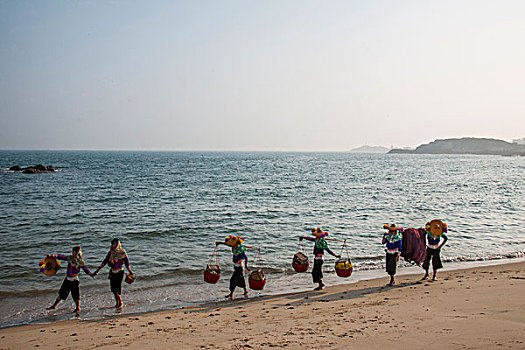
[0, 150, 524, 327]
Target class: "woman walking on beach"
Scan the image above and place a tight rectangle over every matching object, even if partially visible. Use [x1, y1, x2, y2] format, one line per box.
[216, 235, 251, 300]
[46, 246, 94, 313]
[382, 224, 403, 286]
[93, 238, 134, 308]
[300, 228, 340, 291]
[422, 220, 448, 281]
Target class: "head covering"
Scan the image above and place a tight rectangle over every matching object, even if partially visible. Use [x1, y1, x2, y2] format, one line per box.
[383, 223, 402, 231]
[67, 247, 85, 268]
[311, 228, 329, 239]
[425, 220, 447, 236]
[224, 235, 245, 246]
[109, 239, 127, 263]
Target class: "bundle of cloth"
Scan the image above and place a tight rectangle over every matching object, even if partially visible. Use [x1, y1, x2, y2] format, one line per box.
[400, 228, 427, 265]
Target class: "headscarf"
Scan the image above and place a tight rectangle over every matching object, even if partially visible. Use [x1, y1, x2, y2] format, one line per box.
[68, 248, 85, 268]
[387, 231, 403, 243]
[315, 237, 328, 250]
[109, 240, 128, 263]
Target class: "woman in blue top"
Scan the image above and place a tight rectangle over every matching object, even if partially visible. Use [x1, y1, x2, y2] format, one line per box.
[422, 220, 448, 281]
[382, 224, 403, 286]
[300, 228, 340, 291]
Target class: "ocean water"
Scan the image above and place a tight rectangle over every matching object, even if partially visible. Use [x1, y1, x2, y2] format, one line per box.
[0, 151, 524, 327]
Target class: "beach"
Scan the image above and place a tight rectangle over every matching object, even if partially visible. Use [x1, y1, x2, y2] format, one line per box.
[1, 261, 524, 350]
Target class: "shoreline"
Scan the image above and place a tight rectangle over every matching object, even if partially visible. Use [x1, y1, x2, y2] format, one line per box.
[0, 254, 525, 329]
[2, 260, 525, 349]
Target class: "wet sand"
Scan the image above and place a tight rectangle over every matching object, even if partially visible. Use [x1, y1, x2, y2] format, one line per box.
[1, 261, 524, 349]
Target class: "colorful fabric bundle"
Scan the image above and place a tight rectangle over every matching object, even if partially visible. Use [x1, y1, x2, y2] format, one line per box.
[67, 252, 85, 268]
[109, 241, 127, 264]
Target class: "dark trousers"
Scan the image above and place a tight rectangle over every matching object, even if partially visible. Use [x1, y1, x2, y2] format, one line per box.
[423, 247, 443, 271]
[229, 266, 246, 292]
[109, 270, 124, 295]
[58, 278, 80, 301]
[312, 259, 324, 283]
[386, 253, 398, 276]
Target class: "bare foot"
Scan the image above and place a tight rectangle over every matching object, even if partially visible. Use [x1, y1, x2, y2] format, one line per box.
[243, 291, 249, 298]
[387, 281, 395, 286]
[74, 308, 81, 313]
[421, 275, 429, 281]
[225, 293, 233, 300]
[47, 305, 57, 310]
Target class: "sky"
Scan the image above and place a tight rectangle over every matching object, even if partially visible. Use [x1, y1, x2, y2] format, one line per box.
[0, 1, 524, 151]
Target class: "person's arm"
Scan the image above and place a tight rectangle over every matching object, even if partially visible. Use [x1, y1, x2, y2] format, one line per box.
[82, 265, 94, 277]
[438, 235, 448, 249]
[244, 254, 250, 271]
[382, 233, 387, 244]
[396, 239, 402, 261]
[325, 247, 340, 259]
[49, 254, 68, 261]
[93, 252, 110, 276]
[215, 241, 226, 246]
[123, 256, 133, 274]
[300, 236, 315, 242]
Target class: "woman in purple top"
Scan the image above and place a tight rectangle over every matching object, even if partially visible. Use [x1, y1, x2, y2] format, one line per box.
[47, 246, 93, 313]
[93, 238, 133, 308]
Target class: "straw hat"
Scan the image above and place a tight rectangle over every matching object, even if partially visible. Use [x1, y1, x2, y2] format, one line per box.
[224, 235, 245, 246]
[39, 256, 61, 276]
[426, 219, 446, 236]
[311, 228, 328, 238]
[383, 223, 401, 231]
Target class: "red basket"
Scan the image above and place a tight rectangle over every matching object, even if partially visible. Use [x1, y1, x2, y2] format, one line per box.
[249, 277, 266, 290]
[204, 270, 221, 284]
[335, 242, 353, 278]
[292, 246, 309, 273]
[335, 265, 353, 278]
[204, 246, 221, 284]
[249, 252, 267, 290]
[292, 261, 309, 272]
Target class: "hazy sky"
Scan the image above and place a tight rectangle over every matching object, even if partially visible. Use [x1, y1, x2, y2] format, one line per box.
[1, 1, 524, 151]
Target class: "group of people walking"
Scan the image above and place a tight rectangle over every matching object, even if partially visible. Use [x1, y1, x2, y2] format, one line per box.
[382, 221, 448, 286]
[45, 221, 449, 311]
[46, 238, 133, 313]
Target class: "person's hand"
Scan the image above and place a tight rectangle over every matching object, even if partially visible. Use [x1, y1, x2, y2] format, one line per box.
[129, 270, 134, 276]
[215, 242, 220, 246]
[395, 255, 400, 262]
[299, 237, 303, 241]
[337, 255, 341, 259]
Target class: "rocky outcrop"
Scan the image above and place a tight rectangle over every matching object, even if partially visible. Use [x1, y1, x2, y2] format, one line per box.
[10, 165, 58, 173]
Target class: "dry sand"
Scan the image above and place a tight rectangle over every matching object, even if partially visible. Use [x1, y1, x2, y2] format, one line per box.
[1, 261, 524, 349]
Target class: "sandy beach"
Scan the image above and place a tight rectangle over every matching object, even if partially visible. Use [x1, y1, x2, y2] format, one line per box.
[1, 261, 524, 350]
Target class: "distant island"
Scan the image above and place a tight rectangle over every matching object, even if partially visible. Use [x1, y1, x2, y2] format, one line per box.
[388, 137, 525, 156]
[348, 145, 389, 153]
